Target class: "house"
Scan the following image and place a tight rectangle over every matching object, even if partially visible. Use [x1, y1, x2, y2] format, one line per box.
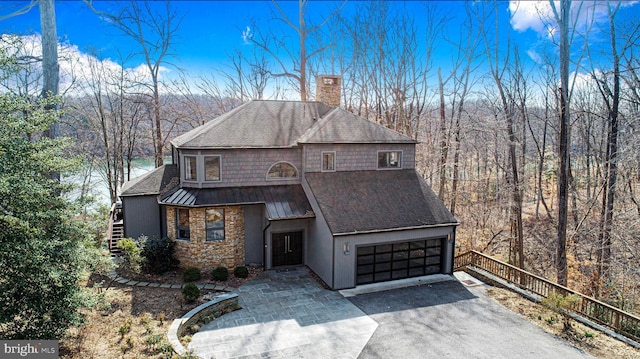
[119, 75, 458, 290]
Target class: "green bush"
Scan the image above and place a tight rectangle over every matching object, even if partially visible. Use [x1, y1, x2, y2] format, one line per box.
[142, 237, 178, 274]
[234, 266, 249, 279]
[183, 267, 202, 282]
[211, 266, 229, 281]
[182, 284, 200, 303]
[117, 237, 144, 273]
[542, 291, 580, 330]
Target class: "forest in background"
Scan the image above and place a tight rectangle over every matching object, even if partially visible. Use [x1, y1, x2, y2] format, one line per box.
[1, 0, 638, 317]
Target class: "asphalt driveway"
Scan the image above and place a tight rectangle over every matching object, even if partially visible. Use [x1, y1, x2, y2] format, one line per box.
[349, 278, 594, 359]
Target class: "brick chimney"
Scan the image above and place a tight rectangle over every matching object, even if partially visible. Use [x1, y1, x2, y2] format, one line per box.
[315, 75, 341, 107]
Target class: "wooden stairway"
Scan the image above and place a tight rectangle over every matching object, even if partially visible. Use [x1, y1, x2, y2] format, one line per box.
[108, 203, 124, 256]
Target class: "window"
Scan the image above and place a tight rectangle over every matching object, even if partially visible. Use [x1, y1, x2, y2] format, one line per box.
[322, 152, 335, 172]
[184, 156, 197, 181]
[205, 156, 221, 181]
[176, 208, 190, 240]
[267, 162, 298, 179]
[206, 208, 225, 241]
[378, 151, 402, 169]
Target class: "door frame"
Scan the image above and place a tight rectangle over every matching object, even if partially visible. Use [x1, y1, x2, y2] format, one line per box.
[270, 229, 305, 268]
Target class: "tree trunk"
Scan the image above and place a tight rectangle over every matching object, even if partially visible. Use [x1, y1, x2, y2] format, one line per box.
[437, 68, 448, 199]
[555, 0, 571, 287]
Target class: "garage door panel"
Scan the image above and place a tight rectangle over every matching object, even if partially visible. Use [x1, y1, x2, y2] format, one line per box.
[375, 262, 391, 272]
[376, 253, 392, 262]
[359, 264, 374, 274]
[409, 267, 425, 276]
[356, 238, 443, 285]
[392, 261, 408, 270]
[358, 254, 374, 265]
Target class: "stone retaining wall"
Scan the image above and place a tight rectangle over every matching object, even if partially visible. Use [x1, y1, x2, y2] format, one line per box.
[167, 293, 239, 356]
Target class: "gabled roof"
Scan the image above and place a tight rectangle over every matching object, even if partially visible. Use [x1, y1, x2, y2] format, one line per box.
[171, 100, 334, 149]
[170, 100, 414, 149]
[298, 108, 415, 144]
[305, 170, 457, 235]
[159, 185, 314, 221]
[120, 164, 178, 197]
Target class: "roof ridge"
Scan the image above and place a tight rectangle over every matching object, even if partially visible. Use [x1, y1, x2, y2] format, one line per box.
[296, 106, 340, 144]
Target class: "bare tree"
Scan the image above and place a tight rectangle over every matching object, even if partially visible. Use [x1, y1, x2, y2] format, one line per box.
[549, 0, 572, 286]
[85, 0, 182, 168]
[473, 1, 525, 270]
[247, 0, 344, 101]
[70, 52, 145, 204]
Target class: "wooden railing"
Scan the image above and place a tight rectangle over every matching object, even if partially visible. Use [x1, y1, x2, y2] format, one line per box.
[455, 250, 640, 344]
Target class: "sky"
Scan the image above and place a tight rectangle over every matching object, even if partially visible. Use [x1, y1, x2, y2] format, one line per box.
[0, 1, 638, 96]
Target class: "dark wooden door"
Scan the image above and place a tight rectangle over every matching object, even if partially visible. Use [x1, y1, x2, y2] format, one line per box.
[272, 231, 303, 267]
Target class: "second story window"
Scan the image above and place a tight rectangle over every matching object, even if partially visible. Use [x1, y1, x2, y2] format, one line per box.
[205, 156, 221, 181]
[267, 162, 298, 179]
[378, 151, 402, 169]
[322, 152, 335, 172]
[184, 156, 197, 181]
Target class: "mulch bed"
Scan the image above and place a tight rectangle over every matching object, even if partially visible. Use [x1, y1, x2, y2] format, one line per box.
[115, 264, 263, 288]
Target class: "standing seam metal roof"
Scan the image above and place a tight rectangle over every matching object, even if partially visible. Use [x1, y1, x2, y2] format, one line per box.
[158, 185, 314, 220]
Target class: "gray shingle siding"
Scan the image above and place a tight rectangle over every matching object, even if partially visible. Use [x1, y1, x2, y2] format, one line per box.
[304, 143, 415, 172]
[180, 148, 303, 188]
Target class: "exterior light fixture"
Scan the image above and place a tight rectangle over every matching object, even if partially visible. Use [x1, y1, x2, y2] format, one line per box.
[343, 242, 350, 255]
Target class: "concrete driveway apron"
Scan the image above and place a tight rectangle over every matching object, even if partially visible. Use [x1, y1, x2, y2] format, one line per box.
[189, 267, 378, 359]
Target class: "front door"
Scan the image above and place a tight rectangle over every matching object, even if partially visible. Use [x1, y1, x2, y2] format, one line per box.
[272, 231, 303, 267]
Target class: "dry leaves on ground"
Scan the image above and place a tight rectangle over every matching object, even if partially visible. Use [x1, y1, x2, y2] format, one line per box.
[486, 286, 640, 359]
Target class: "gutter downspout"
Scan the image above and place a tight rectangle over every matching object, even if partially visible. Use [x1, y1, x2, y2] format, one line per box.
[262, 219, 272, 270]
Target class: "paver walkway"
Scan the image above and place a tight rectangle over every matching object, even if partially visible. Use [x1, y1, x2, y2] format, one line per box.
[189, 267, 378, 359]
[105, 268, 230, 291]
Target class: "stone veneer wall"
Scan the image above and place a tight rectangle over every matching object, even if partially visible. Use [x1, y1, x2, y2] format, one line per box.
[166, 206, 245, 270]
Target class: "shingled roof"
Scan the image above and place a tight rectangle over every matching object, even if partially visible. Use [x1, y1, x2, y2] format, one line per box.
[305, 170, 457, 235]
[170, 100, 414, 149]
[120, 164, 178, 197]
[298, 108, 415, 144]
[171, 101, 334, 149]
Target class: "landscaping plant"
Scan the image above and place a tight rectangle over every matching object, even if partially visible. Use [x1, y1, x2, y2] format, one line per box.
[142, 237, 178, 274]
[182, 284, 201, 303]
[211, 266, 229, 281]
[183, 267, 202, 282]
[234, 266, 249, 279]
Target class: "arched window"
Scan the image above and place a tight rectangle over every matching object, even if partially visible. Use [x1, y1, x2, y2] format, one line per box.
[267, 162, 298, 179]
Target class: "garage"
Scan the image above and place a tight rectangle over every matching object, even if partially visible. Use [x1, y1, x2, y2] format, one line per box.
[356, 238, 443, 285]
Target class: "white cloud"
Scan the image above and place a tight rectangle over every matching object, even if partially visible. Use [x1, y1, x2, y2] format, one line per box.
[0, 34, 172, 96]
[509, 1, 639, 36]
[509, 1, 553, 33]
[241, 26, 252, 45]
